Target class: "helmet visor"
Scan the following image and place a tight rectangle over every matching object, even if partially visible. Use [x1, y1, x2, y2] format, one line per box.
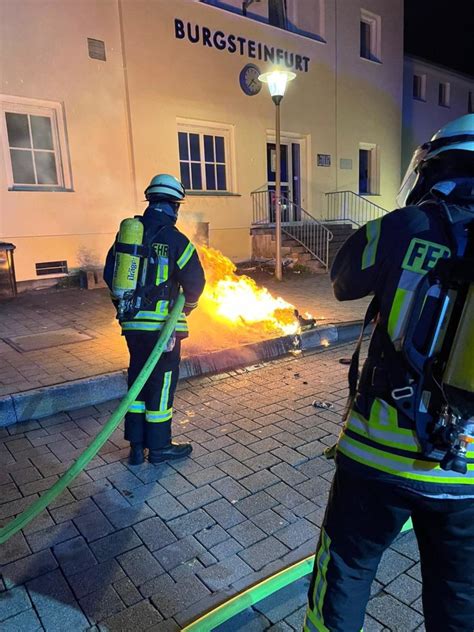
[397, 144, 430, 207]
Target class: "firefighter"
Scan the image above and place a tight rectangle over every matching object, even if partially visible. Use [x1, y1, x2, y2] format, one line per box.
[305, 114, 474, 632]
[104, 174, 205, 465]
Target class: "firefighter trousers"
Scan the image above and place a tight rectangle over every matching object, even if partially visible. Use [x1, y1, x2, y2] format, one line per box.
[124, 332, 181, 450]
[305, 465, 474, 632]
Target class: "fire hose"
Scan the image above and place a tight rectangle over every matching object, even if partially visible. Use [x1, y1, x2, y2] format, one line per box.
[181, 520, 413, 631]
[0, 294, 185, 545]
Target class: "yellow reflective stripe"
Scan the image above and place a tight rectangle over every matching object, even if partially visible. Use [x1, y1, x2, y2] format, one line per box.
[387, 287, 413, 341]
[146, 408, 172, 423]
[305, 605, 330, 632]
[156, 256, 169, 285]
[361, 218, 382, 270]
[159, 371, 172, 412]
[121, 322, 163, 331]
[177, 242, 195, 269]
[128, 400, 145, 413]
[316, 529, 331, 622]
[338, 433, 474, 484]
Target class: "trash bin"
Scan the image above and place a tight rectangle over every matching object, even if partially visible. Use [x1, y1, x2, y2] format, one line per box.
[0, 242, 17, 298]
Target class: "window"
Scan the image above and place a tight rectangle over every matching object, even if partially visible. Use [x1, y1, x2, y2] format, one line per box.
[200, 0, 325, 41]
[438, 82, 450, 107]
[413, 74, 426, 101]
[359, 144, 378, 195]
[177, 122, 233, 193]
[360, 9, 381, 62]
[1, 95, 71, 190]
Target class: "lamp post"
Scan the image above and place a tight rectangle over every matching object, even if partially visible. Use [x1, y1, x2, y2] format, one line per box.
[258, 68, 296, 280]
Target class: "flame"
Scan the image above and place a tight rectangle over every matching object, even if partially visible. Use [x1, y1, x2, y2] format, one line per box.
[197, 245, 299, 336]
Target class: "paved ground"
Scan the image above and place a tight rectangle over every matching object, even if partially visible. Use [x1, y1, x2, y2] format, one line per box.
[0, 275, 370, 397]
[0, 342, 425, 631]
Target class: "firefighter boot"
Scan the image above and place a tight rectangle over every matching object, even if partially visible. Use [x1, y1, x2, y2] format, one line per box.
[148, 442, 193, 463]
[128, 443, 145, 465]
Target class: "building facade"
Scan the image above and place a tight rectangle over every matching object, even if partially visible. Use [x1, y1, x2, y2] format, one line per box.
[402, 55, 474, 172]
[1, 0, 404, 285]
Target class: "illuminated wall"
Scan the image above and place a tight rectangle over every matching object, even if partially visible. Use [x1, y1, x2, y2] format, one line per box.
[1, 0, 404, 282]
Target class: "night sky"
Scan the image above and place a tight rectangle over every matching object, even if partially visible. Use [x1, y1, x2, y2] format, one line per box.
[404, 0, 474, 76]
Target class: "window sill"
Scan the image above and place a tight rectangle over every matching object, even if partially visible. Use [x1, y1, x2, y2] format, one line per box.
[360, 56, 382, 65]
[438, 104, 451, 108]
[186, 191, 241, 197]
[9, 186, 74, 192]
[413, 97, 426, 102]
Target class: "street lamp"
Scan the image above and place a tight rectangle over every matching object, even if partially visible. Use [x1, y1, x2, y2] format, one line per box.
[259, 68, 296, 280]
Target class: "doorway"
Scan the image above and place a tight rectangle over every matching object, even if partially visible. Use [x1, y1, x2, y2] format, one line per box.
[266, 140, 302, 222]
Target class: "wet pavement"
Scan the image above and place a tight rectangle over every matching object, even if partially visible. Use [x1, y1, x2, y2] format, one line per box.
[0, 342, 425, 631]
[0, 275, 370, 397]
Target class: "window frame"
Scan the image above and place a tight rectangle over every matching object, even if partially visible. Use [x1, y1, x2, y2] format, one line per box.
[360, 9, 382, 63]
[438, 81, 451, 108]
[413, 73, 427, 101]
[199, 0, 326, 43]
[176, 119, 235, 195]
[359, 143, 379, 196]
[0, 95, 72, 191]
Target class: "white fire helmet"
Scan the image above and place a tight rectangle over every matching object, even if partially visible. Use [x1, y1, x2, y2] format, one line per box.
[397, 113, 474, 208]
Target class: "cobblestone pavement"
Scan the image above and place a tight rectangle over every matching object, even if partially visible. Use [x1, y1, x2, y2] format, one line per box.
[0, 275, 370, 396]
[0, 342, 425, 631]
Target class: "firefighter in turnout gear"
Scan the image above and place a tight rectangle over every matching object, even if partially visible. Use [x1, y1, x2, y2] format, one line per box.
[104, 174, 205, 465]
[305, 114, 474, 632]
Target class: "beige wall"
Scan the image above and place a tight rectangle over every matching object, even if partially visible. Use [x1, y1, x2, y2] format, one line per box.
[0, 0, 133, 281]
[402, 56, 474, 172]
[1, 0, 404, 282]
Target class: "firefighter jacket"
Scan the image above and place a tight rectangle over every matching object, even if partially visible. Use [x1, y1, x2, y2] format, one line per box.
[104, 206, 205, 337]
[333, 182, 474, 496]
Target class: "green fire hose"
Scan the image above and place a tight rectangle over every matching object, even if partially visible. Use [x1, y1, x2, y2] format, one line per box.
[182, 519, 413, 631]
[0, 294, 185, 545]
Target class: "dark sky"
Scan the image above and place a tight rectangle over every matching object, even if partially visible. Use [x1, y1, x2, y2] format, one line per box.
[404, 0, 474, 77]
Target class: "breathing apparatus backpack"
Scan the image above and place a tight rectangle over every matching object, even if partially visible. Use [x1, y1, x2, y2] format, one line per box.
[397, 217, 474, 474]
[111, 217, 148, 321]
[347, 209, 474, 474]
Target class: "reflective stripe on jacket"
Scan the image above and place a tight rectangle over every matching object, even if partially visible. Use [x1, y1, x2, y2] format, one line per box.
[331, 196, 474, 495]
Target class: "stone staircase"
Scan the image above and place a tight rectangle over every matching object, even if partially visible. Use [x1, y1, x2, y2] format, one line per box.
[281, 222, 356, 269]
[324, 223, 357, 266]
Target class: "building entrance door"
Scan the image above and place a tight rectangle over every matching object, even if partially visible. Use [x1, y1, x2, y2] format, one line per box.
[266, 141, 301, 222]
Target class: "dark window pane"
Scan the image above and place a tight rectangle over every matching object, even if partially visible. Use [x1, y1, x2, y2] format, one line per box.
[280, 145, 288, 182]
[267, 143, 276, 180]
[178, 132, 189, 160]
[215, 136, 225, 163]
[10, 149, 35, 183]
[31, 116, 54, 150]
[190, 134, 201, 161]
[180, 162, 191, 189]
[216, 164, 227, 190]
[359, 149, 370, 194]
[204, 135, 214, 162]
[191, 162, 202, 189]
[35, 151, 58, 184]
[6, 112, 31, 148]
[205, 163, 216, 190]
[413, 75, 420, 98]
[360, 21, 370, 58]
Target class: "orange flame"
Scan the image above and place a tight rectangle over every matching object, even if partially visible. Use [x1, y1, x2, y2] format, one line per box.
[197, 245, 299, 336]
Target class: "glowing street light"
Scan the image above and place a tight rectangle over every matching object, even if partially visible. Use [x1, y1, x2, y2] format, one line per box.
[259, 69, 296, 281]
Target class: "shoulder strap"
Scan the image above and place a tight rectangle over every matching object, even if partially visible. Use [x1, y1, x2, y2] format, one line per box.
[348, 296, 379, 397]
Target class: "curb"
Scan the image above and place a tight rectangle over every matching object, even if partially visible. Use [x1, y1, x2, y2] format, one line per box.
[0, 321, 362, 426]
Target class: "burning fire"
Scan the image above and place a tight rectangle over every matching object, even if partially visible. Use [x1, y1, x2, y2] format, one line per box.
[197, 245, 300, 336]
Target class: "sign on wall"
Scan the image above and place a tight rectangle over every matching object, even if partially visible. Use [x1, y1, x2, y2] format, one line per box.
[175, 19, 310, 73]
[317, 154, 331, 167]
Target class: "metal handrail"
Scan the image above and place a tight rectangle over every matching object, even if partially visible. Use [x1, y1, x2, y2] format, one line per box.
[251, 189, 333, 269]
[324, 190, 388, 226]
